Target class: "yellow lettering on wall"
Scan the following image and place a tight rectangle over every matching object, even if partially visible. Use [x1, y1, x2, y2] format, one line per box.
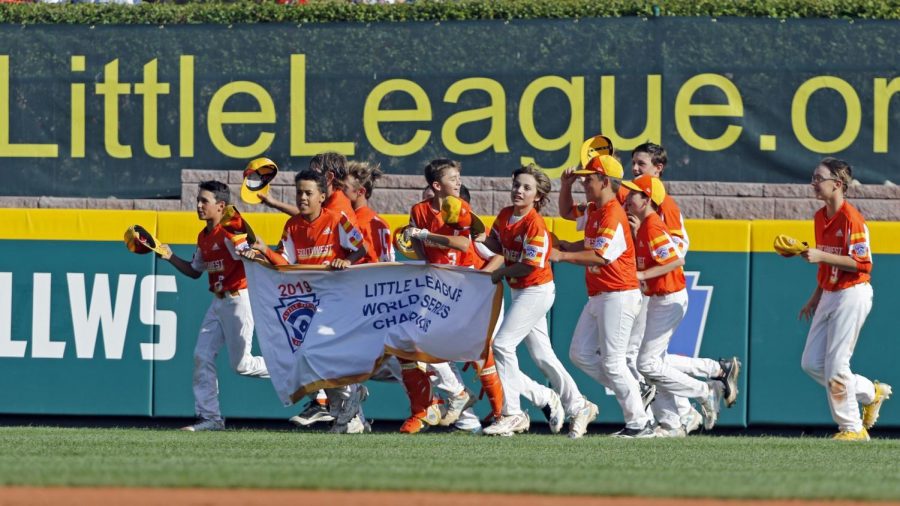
[874, 77, 900, 153]
[70, 56, 86, 158]
[207, 81, 276, 158]
[289, 54, 354, 157]
[134, 59, 171, 159]
[95, 59, 132, 159]
[675, 74, 743, 151]
[792, 76, 860, 153]
[179, 56, 194, 158]
[364, 79, 432, 157]
[519, 76, 584, 178]
[0, 56, 58, 157]
[441, 78, 508, 156]
[600, 75, 662, 150]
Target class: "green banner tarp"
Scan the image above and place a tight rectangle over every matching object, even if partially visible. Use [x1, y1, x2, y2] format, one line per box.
[1, 18, 898, 198]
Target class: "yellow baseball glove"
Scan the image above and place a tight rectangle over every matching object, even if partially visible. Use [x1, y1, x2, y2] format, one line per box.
[124, 225, 167, 256]
[773, 234, 809, 257]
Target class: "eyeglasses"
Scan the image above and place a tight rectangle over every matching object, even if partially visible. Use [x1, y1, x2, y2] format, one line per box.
[811, 175, 837, 184]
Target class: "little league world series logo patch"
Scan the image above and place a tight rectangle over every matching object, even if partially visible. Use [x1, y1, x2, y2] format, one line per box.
[274, 294, 320, 353]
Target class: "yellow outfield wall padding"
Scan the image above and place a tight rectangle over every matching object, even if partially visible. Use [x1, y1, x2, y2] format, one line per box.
[0, 209, 159, 241]
[0, 209, 898, 254]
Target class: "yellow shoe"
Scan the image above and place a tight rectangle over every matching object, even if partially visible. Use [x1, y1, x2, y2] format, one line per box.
[863, 381, 892, 429]
[832, 428, 870, 441]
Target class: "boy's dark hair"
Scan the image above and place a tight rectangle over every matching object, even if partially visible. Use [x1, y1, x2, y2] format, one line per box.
[198, 180, 230, 205]
[632, 142, 668, 168]
[309, 152, 349, 189]
[820, 157, 853, 195]
[424, 158, 461, 185]
[346, 161, 383, 199]
[295, 168, 328, 195]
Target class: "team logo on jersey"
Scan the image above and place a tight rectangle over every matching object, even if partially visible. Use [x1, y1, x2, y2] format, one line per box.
[654, 245, 670, 260]
[322, 227, 332, 235]
[275, 293, 320, 353]
[836, 229, 844, 238]
[211, 243, 220, 251]
[852, 242, 868, 257]
[668, 271, 713, 358]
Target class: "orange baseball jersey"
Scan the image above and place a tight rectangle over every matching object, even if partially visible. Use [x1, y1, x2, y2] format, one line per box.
[409, 199, 476, 266]
[277, 208, 364, 265]
[634, 212, 685, 296]
[814, 201, 872, 291]
[490, 207, 553, 289]
[191, 225, 247, 294]
[354, 205, 394, 263]
[324, 190, 359, 227]
[583, 200, 639, 295]
[617, 185, 690, 254]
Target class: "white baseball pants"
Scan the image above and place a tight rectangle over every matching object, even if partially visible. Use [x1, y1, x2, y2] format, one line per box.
[570, 289, 649, 429]
[801, 282, 876, 432]
[492, 282, 585, 417]
[637, 290, 710, 430]
[193, 290, 269, 421]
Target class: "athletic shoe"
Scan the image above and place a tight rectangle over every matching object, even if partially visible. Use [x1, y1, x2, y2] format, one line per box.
[682, 406, 703, 435]
[653, 425, 687, 438]
[399, 402, 444, 434]
[330, 414, 370, 434]
[439, 389, 476, 427]
[832, 428, 870, 441]
[289, 401, 334, 427]
[640, 382, 657, 410]
[180, 418, 225, 432]
[333, 385, 368, 427]
[450, 422, 484, 435]
[862, 381, 892, 429]
[611, 421, 655, 438]
[699, 381, 723, 431]
[567, 399, 599, 439]
[541, 390, 565, 434]
[718, 357, 741, 408]
[483, 413, 530, 436]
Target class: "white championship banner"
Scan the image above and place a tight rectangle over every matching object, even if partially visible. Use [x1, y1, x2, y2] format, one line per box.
[245, 261, 503, 405]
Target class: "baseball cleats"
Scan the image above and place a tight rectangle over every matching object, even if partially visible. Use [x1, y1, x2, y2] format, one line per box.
[541, 390, 565, 434]
[330, 414, 371, 434]
[483, 413, 529, 436]
[653, 425, 687, 438]
[611, 421, 655, 439]
[640, 382, 657, 410]
[400, 401, 444, 434]
[699, 381, 723, 430]
[862, 381, 892, 429]
[832, 428, 870, 442]
[289, 400, 334, 427]
[718, 357, 741, 408]
[439, 389, 476, 427]
[567, 399, 599, 439]
[682, 406, 703, 435]
[180, 418, 225, 432]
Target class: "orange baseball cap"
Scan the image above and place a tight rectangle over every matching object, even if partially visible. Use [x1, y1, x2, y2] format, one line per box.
[621, 174, 667, 206]
[573, 154, 624, 179]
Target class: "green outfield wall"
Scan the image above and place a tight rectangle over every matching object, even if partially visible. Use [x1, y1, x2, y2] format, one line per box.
[0, 210, 897, 428]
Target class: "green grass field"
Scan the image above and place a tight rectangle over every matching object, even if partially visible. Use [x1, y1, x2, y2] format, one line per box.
[2, 426, 899, 501]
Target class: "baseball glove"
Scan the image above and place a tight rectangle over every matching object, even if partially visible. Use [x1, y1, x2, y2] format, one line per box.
[773, 234, 809, 257]
[393, 226, 421, 260]
[124, 225, 167, 256]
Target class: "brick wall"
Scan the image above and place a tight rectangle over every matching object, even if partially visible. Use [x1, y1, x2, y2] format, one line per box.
[2, 171, 898, 220]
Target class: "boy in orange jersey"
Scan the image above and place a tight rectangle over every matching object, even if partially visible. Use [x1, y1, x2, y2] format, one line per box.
[798, 157, 890, 441]
[622, 174, 723, 437]
[159, 181, 269, 432]
[624, 143, 740, 435]
[260, 153, 375, 427]
[481, 164, 595, 438]
[245, 169, 370, 433]
[553, 155, 652, 437]
[405, 159, 502, 434]
[344, 161, 394, 263]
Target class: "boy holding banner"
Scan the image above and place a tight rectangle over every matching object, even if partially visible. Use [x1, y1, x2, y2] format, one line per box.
[244, 169, 371, 433]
